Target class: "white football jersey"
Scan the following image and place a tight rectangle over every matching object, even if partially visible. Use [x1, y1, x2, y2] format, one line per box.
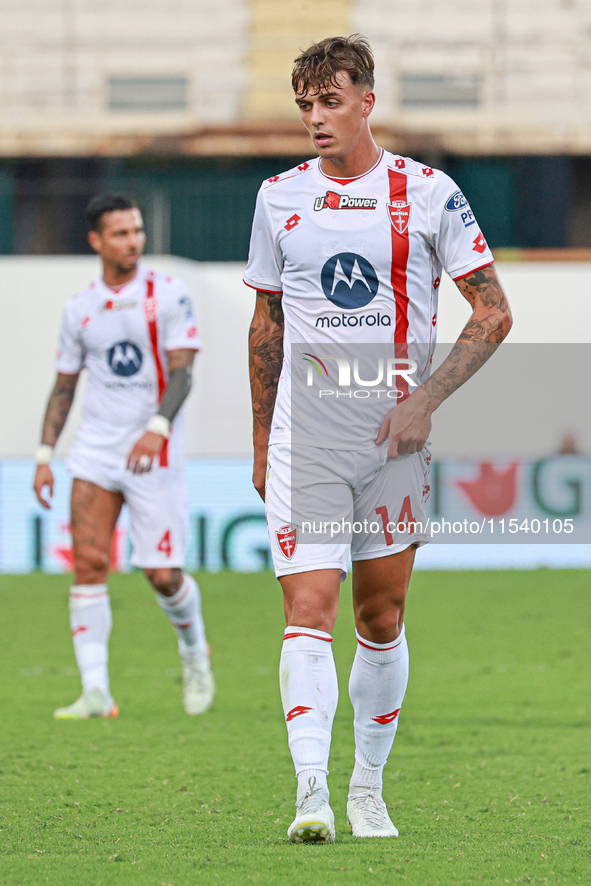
[244, 149, 494, 448]
[55, 265, 201, 467]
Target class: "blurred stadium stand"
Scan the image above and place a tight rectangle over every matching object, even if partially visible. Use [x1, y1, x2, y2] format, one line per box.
[1, 0, 591, 256]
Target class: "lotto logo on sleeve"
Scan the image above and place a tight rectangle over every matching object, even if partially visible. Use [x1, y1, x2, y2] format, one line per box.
[276, 524, 298, 559]
[472, 231, 488, 254]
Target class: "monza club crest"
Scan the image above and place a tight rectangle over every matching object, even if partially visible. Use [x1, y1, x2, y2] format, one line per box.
[276, 524, 298, 560]
[388, 200, 412, 235]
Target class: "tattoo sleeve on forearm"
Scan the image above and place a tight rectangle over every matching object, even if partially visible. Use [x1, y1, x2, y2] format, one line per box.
[422, 265, 512, 409]
[41, 374, 79, 446]
[158, 366, 192, 422]
[249, 291, 284, 442]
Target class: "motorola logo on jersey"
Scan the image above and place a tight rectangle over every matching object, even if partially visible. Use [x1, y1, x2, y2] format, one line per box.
[315, 313, 391, 328]
[107, 341, 143, 376]
[321, 252, 379, 309]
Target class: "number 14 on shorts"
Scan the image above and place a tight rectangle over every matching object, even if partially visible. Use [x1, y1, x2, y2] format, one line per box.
[375, 497, 416, 544]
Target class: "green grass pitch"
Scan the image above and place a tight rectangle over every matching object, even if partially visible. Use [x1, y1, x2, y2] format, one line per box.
[0, 569, 589, 885]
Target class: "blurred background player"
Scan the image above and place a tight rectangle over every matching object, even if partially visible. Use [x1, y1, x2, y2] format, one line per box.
[33, 194, 214, 719]
[246, 36, 512, 841]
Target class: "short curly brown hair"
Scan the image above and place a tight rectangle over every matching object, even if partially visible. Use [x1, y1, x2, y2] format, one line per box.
[292, 35, 375, 96]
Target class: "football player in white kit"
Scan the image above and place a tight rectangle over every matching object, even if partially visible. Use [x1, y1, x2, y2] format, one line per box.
[33, 194, 214, 719]
[246, 37, 512, 841]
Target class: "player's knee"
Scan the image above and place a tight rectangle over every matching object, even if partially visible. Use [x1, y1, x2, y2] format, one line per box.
[355, 601, 404, 643]
[74, 545, 110, 583]
[284, 593, 338, 634]
[145, 567, 182, 597]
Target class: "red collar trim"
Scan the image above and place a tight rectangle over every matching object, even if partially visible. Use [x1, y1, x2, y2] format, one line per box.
[319, 148, 384, 185]
[100, 268, 142, 295]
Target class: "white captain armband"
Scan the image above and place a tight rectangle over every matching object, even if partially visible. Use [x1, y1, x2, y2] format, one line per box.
[146, 414, 171, 438]
[35, 445, 54, 465]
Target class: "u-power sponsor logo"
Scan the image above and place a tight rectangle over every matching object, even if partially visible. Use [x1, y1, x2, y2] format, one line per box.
[314, 191, 378, 211]
[302, 353, 417, 399]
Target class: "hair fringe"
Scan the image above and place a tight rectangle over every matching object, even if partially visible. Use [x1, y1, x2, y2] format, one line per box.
[292, 34, 375, 95]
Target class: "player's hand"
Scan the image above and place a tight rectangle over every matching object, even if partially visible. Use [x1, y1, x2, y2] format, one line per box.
[253, 446, 268, 501]
[127, 431, 164, 473]
[375, 388, 432, 458]
[34, 464, 55, 509]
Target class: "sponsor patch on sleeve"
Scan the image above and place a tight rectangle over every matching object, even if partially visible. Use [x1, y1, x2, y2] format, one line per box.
[445, 189, 476, 227]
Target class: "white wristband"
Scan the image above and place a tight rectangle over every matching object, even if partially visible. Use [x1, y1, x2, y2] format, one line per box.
[35, 445, 54, 465]
[146, 414, 171, 438]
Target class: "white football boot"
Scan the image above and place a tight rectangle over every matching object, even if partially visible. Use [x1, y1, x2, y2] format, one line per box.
[347, 788, 399, 838]
[287, 777, 335, 844]
[54, 688, 119, 720]
[182, 652, 215, 715]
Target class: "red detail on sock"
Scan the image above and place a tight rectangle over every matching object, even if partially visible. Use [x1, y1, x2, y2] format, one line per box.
[173, 584, 191, 606]
[175, 622, 192, 630]
[72, 626, 89, 636]
[357, 637, 402, 652]
[283, 632, 333, 642]
[69, 592, 107, 599]
[372, 708, 401, 724]
[286, 705, 313, 722]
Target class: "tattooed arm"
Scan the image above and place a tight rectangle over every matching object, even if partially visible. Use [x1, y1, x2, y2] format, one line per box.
[33, 373, 80, 508]
[40, 373, 80, 446]
[249, 290, 285, 500]
[376, 265, 512, 456]
[127, 348, 196, 474]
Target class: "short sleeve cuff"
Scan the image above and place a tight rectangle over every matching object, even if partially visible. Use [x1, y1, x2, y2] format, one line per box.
[55, 359, 83, 375]
[164, 337, 202, 352]
[451, 259, 494, 282]
[243, 276, 282, 294]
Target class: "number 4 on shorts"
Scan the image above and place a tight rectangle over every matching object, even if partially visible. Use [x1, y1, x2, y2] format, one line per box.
[157, 529, 172, 558]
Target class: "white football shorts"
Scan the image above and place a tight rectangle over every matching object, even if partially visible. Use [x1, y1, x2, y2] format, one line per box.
[67, 447, 188, 568]
[265, 442, 431, 580]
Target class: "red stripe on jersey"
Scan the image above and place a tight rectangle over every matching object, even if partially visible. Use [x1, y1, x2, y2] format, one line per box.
[159, 439, 169, 466]
[452, 260, 495, 282]
[144, 275, 169, 467]
[283, 631, 333, 643]
[388, 169, 411, 401]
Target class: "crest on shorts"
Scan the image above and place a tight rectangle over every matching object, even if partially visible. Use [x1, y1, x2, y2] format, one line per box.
[387, 201, 412, 235]
[276, 524, 297, 560]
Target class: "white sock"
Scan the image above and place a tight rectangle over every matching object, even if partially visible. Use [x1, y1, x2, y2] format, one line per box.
[348, 625, 409, 793]
[69, 584, 112, 695]
[156, 574, 207, 658]
[279, 626, 338, 801]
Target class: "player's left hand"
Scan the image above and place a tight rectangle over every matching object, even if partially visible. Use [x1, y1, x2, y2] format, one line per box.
[375, 388, 432, 458]
[126, 431, 164, 473]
